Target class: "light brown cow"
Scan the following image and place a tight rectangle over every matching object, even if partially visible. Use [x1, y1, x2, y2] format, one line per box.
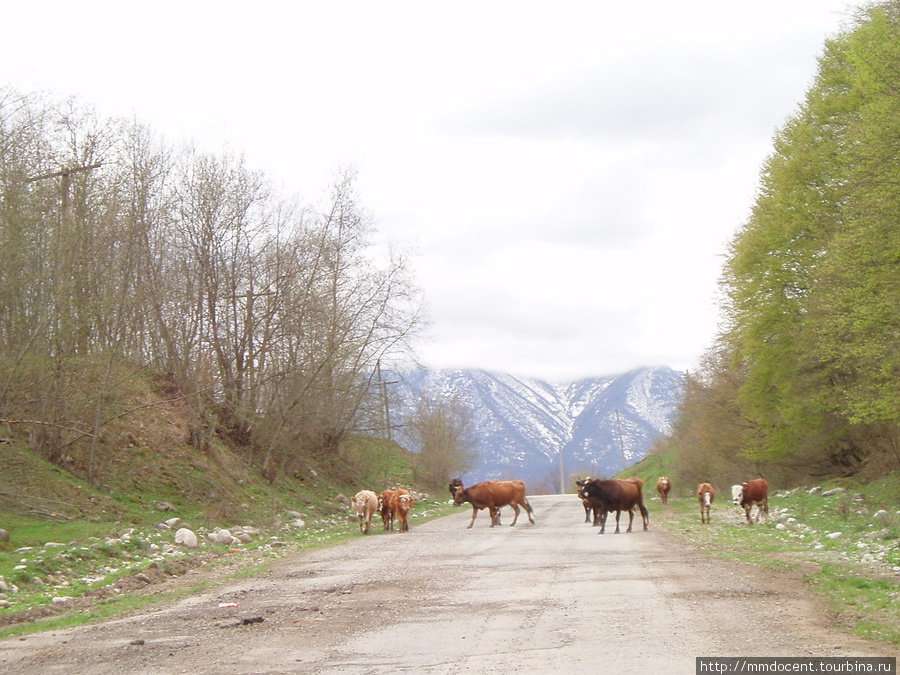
[353, 490, 379, 534]
[697, 482, 715, 523]
[656, 476, 671, 504]
[732, 478, 769, 525]
[391, 488, 413, 533]
[379, 489, 398, 531]
[452, 480, 535, 529]
[450, 479, 500, 524]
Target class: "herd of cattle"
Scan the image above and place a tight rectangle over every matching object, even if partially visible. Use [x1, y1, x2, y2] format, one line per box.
[352, 475, 770, 534]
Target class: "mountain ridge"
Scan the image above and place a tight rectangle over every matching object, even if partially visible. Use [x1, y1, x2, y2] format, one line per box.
[390, 366, 684, 492]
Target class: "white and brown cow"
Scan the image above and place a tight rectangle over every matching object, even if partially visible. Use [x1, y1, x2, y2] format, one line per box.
[732, 478, 769, 525]
[656, 476, 671, 504]
[353, 490, 379, 534]
[697, 482, 715, 523]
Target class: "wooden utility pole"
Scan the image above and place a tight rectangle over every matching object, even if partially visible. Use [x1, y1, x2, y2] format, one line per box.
[615, 409, 627, 471]
[559, 445, 565, 494]
[374, 360, 397, 442]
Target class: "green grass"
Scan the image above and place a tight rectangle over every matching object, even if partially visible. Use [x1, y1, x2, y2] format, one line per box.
[650, 478, 900, 647]
[0, 496, 457, 637]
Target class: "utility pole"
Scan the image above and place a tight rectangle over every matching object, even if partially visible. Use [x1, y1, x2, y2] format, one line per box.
[559, 445, 565, 494]
[615, 410, 627, 471]
[374, 360, 397, 442]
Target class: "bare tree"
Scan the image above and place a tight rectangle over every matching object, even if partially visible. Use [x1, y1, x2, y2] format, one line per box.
[406, 394, 476, 488]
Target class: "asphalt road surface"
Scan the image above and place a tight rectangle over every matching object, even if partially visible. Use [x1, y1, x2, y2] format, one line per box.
[0, 494, 894, 674]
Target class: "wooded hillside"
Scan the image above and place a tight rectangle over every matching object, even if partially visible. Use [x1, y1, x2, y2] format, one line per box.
[659, 1, 900, 488]
[0, 88, 423, 487]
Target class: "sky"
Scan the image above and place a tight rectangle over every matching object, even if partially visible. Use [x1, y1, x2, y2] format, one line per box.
[1, 1, 860, 382]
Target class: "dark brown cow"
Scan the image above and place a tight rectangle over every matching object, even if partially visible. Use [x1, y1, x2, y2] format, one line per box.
[452, 480, 535, 529]
[697, 482, 715, 523]
[578, 479, 649, 534]
[379, 489, 398, 531]
[391, 488, 413, 532]
[656, 476, 671, 504]
[448, 478, 463, 497]
[732, 478, 769, 525]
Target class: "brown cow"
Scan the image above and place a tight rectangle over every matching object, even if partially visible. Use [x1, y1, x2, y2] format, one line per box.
[379, 489, 398, 531]
[697, 482, 715, 523]
[450, 478, 501, 525]
[353, 490, 379, 534]
[452, 480, 535, 529]
[732, 478, 769, 525]
[656, 476, 671, 504]
[578, 478, 649, 534]
[391, 488, 413, 532]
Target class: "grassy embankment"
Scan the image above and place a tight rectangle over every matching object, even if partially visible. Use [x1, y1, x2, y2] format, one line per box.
[621, 455, 900, 647]
[0, 430, 454, 638]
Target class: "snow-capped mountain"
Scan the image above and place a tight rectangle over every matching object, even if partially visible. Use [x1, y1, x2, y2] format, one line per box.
[389, 366, 683, 492]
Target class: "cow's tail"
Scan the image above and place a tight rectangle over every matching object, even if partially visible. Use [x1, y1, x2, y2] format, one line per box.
[524, 497, 535, 524]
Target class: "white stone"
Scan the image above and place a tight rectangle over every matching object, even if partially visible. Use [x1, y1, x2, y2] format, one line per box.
[827, 532, 842, 540]
[174, 528, 199, 549]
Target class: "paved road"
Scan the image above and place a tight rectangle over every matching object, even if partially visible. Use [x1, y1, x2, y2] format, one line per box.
[0, 494, 893, 674]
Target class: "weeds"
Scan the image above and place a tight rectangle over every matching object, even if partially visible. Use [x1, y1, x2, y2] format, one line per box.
[652, 478, 900, 647]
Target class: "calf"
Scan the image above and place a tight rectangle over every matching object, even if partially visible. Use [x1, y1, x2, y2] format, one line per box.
[656, 476, 671, 504]
[379, 489, 398, 531]
[391, 488, 413, 533]
[697, 482, 715, 523]
[353, 490, 379, 534]
[732, 478, 769, 525]
[576, 478, 601, 523]
[452, 480, 535, 529]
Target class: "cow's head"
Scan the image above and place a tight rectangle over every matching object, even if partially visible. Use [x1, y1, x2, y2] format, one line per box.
[452, 487, 468, 506]
[449, 478, 463, 497]
[731, 484, 744, 505]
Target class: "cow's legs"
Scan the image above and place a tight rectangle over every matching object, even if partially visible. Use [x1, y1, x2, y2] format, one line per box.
[625, 509, 635, 533]
[509, 504, 521, 526]
[468, 505, 478, 529]
[614, 509, 622, 533]
[598, 509, 608, 534]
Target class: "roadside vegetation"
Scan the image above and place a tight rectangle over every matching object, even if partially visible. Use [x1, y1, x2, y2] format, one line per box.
[622, 4, 900, 648]
[636, 468, 900, 647]
[0, 430, 456, 638]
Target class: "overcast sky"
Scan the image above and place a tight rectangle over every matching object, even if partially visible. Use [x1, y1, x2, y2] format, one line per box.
[2, 1, 859, 382]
